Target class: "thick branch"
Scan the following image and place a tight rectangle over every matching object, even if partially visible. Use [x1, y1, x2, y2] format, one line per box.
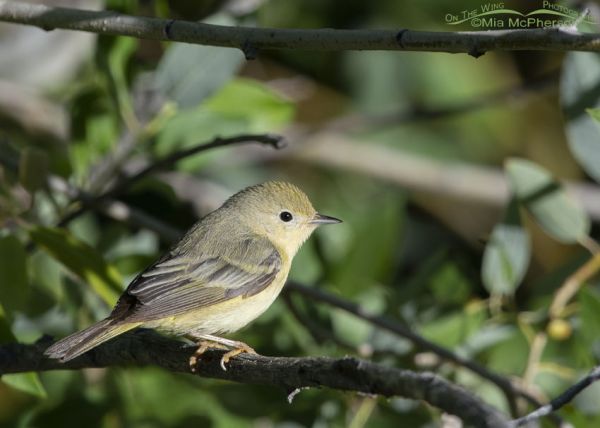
[1, 2, 600, 54]
[0, 331, 509, 428]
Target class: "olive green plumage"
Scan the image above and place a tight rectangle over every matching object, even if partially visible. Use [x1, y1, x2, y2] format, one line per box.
[45, 181, 341, 362]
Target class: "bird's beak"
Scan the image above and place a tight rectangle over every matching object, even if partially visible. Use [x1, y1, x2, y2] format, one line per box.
[310, 213, 342, 225]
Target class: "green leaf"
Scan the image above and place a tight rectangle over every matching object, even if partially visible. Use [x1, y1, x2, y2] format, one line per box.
[155, 108, 247, 157]
[117, 368, 250, 428]
[331, 288, 385, 347]
[505, 158, 590, 243]
[1, 372, 47, 398]
[71, 114, 119, 179]
[463, 325, 516, 355]
[155, 78, 294, 164]
[587, 107, 600, 123]
[19, 147, 49, 192]
[481, 200, 530, 295]
[560, 52, 600, 183]
[0, 235, 29, 314]
[204, 78, 295, 131]
[28, 226, 121, 305]
[428, 261, 471, 304]
[330, 192, 403, 296]
[419, 304, 486, 349]
[107, 36, 138, 124]
[486, 327, 529, 374]
[579, 288, 600, 342]
[331, 309, 372, 347]
[155, 15, 244, 109]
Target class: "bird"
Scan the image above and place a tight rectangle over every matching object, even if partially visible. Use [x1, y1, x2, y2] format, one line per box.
[44, 181, 341, 370]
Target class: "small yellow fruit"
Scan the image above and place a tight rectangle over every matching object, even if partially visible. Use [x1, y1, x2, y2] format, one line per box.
[547, 319, 572, 341]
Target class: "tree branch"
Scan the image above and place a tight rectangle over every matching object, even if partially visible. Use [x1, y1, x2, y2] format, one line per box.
[56, 133, 285, 228]
[512, 366, 600, 427]
[286, 282, 520, 413]
[1, 2, 600, 55]
[112, 133, 285, 194]
[286, 283, 575, 426]
[46, 170, 557, 424]
[46, 175, 183, 243]
[42, 180, 562, 426]
[44, 166, 540, 423]
[0, 331, 509, 428]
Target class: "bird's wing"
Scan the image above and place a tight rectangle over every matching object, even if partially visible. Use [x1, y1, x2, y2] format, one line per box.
[112, 236, 282, 321]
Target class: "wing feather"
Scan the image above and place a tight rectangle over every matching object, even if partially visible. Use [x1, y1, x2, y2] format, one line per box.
[112, 235, 282, 322]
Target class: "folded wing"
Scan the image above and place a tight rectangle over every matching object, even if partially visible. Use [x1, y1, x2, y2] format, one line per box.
[113, 235, 282, 322]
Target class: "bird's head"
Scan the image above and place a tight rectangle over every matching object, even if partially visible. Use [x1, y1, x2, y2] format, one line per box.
[227, 181, 341, 257]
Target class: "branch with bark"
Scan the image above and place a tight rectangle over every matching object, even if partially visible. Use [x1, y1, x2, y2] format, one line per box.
[36, 130, 563, 425]
[286, 282, 522, 411]
[41, 127, 600, 426]
[0, 331, 510, 428]
[0, 2, 599, 56]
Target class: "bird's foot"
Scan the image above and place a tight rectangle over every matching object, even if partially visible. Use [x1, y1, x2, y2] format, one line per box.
[189, 340, 228, 372]
[188, 335, 256, 372]
[220, 342, 256, 371]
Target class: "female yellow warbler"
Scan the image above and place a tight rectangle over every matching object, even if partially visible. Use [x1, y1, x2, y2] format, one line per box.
[45, 181, 341, 370]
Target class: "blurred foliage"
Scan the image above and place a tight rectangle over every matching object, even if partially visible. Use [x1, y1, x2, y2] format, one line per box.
[1, 0, 600, 427]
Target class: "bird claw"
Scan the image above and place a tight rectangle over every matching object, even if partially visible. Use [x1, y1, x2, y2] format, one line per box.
[189, 340, 227, 373]
[189, 339, 256, 372]
[219, 344, 257, 371]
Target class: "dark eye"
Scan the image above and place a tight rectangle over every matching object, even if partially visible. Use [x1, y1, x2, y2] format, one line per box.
[279, 211, 293, 222]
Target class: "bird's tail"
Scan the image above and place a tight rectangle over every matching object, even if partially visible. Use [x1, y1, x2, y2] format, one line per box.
[44, 319, 141, 362]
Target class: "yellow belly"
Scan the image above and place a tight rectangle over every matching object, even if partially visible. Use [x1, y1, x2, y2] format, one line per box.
[143, 271, 288, 337]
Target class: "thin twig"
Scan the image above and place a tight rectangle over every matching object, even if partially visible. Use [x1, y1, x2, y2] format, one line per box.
[111, 133, 285, 195]
[285, 281, 521, 416]
[283, 293, 363, 354]
[518, 248, 600, 420]
[579, 235, 600, 255]
[0, 332, 510, 428]
[57, 133, 285, 228]
[549, 252, 600, 318]
[1, 2, 600, 54]
[522, 332, 548, 391]
[512, 366, 600, 427]
[46, 175, 182, 243]
[286, 283, 565, 426]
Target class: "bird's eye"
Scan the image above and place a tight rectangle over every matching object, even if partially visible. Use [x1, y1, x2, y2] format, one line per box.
[279, 211, 293, 222]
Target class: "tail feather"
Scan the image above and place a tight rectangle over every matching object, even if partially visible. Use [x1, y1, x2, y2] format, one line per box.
[45, 319, 140, 362]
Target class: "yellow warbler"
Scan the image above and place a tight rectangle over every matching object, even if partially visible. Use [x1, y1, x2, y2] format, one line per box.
[45, 181, 341, 370]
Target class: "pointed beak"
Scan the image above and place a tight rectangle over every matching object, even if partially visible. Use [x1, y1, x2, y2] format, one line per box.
[310, 213, 342, 225]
